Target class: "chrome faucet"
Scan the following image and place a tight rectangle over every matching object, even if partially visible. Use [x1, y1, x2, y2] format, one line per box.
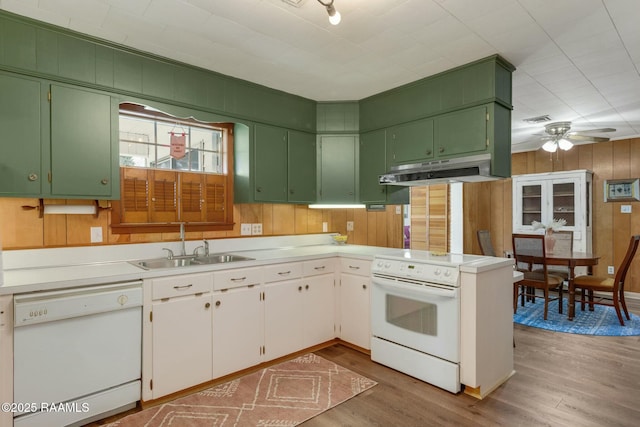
[162, 248, 174, 259]
[179, 222, 186, 256]
[193, 240, 210, 257]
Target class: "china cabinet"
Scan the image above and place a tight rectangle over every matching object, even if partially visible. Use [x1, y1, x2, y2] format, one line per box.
[512, 170, 592, 252]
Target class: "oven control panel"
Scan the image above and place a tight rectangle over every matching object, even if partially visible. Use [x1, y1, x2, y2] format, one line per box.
[372, 258, 460, 286]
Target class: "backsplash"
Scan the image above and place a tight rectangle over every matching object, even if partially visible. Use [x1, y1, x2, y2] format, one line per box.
[0, 199, 403, 250]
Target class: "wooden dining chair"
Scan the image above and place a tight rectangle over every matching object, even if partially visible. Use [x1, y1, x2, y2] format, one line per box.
[535, 230, 573, 281]
[573, 235, 640, 326]
[477, 230, 496, 256]
[512, 234, 565, 320]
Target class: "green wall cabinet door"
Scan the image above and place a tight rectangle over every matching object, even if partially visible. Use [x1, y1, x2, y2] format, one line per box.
[288, 130, 316, 203]
[0, 72, 43, 196]
[359, 130, 387, 203]
[50, 85, 116, 198]
[318, 135, 357, 203]
[434, 105, 488, 157]
[254, 123, 287, 202]
[388, 118, 434, 167]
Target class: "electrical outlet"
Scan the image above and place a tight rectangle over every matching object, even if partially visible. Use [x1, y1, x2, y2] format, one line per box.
[251, 223, 263, 235]
[322, 222, 328, 232]
[621, 205, 632, 213]
[346, 221, 354, 231]
[240, 223, 252, 235]
[90, 227, 103, 243]
[608, 266, 615, 274]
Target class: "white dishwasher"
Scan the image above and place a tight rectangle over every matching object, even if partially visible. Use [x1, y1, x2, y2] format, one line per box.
[13, 281, 142, 427]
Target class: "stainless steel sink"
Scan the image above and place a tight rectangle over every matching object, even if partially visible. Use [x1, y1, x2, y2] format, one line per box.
[131, 253, 255, 270]
[194, 254, 255, 264]
[133, 257, 199, 270]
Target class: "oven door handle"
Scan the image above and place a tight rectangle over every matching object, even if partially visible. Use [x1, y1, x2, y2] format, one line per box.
[373, 279, 459, 299]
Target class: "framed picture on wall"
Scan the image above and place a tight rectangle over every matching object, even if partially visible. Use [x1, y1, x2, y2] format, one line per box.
[604, 178, 640, 202]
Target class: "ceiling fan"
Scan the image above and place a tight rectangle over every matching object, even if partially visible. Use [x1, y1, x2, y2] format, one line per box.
[538, 121, 616, 152]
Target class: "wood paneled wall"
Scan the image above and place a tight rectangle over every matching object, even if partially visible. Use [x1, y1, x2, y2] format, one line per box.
[463, 138, 640, 293]
[0, 199, 403, 250]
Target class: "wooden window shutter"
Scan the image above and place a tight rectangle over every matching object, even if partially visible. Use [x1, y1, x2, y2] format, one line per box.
[204, 174, 226, 223]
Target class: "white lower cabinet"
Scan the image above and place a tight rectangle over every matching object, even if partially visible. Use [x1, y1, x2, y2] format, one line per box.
[149, 273, 213, 399]
[339, 258, 371, 350]
[264, 278, 306, 360]
[302, 261, 336, 348]
[212, 285, 263, 378]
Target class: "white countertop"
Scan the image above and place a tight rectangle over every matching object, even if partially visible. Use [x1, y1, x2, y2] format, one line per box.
[0, 234, 513, 295]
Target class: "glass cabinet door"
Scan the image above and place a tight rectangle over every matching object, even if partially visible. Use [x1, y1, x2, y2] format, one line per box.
[552, 182, 575, 226]
[521, 184, 542, 225]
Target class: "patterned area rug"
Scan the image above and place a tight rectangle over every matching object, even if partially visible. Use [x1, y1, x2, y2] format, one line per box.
[108, 353, 377, 426]
[514, 298, 640, 336]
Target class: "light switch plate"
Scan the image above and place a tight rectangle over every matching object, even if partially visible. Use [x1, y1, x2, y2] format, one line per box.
[322, 222, 328, 232]
[608, 266, 615, 274]
[240, 224, 252, 235]
[346, 221, 354, 231]
[90, 227, 103, 243]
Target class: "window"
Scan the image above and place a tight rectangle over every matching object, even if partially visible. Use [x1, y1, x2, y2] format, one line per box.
[111, 103, 234, 233]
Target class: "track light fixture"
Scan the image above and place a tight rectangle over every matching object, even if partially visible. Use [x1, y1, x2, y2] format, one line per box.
[317, 0, 341, 25]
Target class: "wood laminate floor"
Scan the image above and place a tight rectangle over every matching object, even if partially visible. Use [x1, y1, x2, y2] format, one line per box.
[306, 299, 640, 427]
[90, 299, 640, 427]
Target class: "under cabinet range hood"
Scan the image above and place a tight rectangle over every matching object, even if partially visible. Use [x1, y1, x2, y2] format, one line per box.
[379, 154, 504, 186]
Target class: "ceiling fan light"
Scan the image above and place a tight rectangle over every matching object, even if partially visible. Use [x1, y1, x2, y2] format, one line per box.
[558, 138, 573, 151]
[327, 5, 341, 25]
[542, 141, 558, 152]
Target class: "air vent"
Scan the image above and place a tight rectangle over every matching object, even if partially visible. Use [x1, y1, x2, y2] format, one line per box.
[280, 0, 307, 7]
[523, 115, 551, 124]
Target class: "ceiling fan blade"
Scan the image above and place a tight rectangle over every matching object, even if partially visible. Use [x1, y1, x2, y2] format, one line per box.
[567, 135, 610, 142]
[572, 127, 616, 134]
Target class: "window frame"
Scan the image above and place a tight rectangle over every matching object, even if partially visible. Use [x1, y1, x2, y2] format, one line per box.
[111, 104, 235, 234]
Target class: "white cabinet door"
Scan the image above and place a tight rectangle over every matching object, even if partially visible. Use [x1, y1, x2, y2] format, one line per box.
[303, 274, 335, 347]
[212, 285, 263, 378]
[151, 294, 213, 398]
[264, 279, 305, 360]
[339, 273, 371, 350]
[513, 170, 592, 252]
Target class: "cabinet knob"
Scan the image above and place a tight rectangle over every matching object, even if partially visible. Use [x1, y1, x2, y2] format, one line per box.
[28, 173, 39, 182]
[256, 187, 262, 193]
[215, 300, 221, 307]
[298, 286, 303, 292]
[290, 189, 294, 194]
[426, 150, 432, 155]
[101, 178, 109, 185]
[439, 147, 444, 153]
[305, 284, 309, 290]
[205, 302, 211, 309]
[362, 284, 367, 290]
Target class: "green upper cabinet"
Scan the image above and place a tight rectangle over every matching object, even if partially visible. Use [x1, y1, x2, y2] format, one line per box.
[359, 55, 514, 133]
[287, 130, 316, 203]
[237, 124, 317, 204]
[359, 130, 387, 203]
[0, 72, 43, 196]
[388, 118, 434, 166]
[254, 124, 288, 202]
[433, 105, 488, 158]
[318, 135, 357, 203]
[0, 72, 118, 199]
[50, 84, 116, 198]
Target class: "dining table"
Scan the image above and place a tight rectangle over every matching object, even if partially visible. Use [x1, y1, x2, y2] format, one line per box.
[546, 251, 600, 320]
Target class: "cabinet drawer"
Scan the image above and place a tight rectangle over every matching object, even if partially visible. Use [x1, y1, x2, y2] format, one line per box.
[263, 262, 303, 283]
[152, 273, 213, 300]
[214, 267, 262, 290]
[303, 258, 335, 276]
[340, 258, 371, 277]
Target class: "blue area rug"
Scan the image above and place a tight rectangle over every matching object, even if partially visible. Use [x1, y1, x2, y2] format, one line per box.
[513, 298, 640, 336]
